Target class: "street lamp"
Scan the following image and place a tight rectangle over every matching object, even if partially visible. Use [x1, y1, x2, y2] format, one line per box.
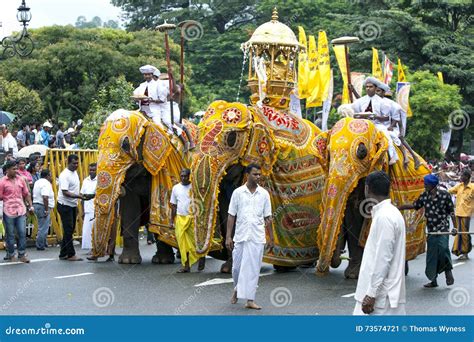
[1, 0, 34, 59]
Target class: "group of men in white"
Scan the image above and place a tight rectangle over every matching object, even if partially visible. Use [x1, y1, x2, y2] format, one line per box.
[341, 76, 420, 169]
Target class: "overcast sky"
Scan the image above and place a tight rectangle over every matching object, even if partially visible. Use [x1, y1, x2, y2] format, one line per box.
[0, 0, 123, 36]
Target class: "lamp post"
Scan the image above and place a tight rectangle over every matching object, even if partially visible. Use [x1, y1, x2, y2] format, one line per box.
[1, 0, 34, 59]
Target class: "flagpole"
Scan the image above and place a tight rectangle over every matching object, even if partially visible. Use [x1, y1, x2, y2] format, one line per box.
[157, 22, 177, 127]
[330, 36, 359, 104]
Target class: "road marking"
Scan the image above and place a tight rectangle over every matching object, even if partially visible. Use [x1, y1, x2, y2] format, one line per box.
[0, 258, 56, 266]
[194, 272, 272, 287]
[342, 292, 355, 298]
[54, 272, 94, 279]
[453, 262, 466, 268]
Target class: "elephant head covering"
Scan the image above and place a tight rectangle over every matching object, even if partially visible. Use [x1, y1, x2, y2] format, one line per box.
[139, 65, 157, 74]
[424, 174, 439, 186]
[363, 76, 382, 87]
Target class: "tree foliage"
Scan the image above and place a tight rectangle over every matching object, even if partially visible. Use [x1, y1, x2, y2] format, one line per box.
[0, 77, 44, 125]
[75, 75, 134, 149]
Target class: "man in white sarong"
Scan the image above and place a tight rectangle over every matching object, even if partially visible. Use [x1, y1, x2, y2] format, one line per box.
[80, 163, 97, 251]
[353, 171, 406, 315]
[226, 164, 272, 310]
[351, 76, 398, 165]
[133, 65, 166, 126]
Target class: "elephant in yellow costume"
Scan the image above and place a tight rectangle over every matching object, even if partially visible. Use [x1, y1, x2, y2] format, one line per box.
[91, 109, 195, 264]
[313, 117, 430, 278]
[190, 100, 325, 272]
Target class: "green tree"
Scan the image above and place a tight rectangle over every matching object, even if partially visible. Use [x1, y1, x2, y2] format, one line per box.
[406, 70, 463, 160]
[75, 75, 134, 149]
[0, 77, 44, 126]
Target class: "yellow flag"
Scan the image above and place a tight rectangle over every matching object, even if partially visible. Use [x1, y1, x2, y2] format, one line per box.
[298, 26, 310, 99]
[316, 31, 331, 102]
[437, 72, 444, 84]
[306, 35, 321, 108]
[372, 48, 383, 81]
[397, 58, 406, 82]
[333, 44, 350, 104]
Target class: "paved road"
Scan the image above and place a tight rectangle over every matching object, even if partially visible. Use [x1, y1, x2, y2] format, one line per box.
[1, 234, 472, 316]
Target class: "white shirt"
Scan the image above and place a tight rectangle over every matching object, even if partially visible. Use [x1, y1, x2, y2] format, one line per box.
[377, 97, 401, 129]
[32, 178, 55, 209]
[351, 94, 382, 115]
[80, 176, 97, 214]
[157, 79, 181, 125]
[2, 133, 18, 157]
[228, 184, 272, 244]
[170, 183, 191, 216]
[133, 79, 164, 117]
[57, 168, 80, 207]
[355, 199, 406, 309]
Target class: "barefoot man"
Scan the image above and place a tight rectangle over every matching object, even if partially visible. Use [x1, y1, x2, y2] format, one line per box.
[225, 164, 272, 310]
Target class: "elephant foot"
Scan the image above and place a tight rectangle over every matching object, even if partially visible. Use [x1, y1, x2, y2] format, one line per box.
[220, 260, 232, 274]
[118, 252, 142, 264]
[151, 252, 175, 264]
[273, 265, 297, 273]
[330, 252, 342, 269]
[344, 262, 361, 279]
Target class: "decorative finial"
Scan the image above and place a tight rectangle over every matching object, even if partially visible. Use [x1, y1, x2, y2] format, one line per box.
[271, 7, 278, 22]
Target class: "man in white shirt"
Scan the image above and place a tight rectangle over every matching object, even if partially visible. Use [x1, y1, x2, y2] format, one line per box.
[80, 163, 97, 251]
[57, 154, 89, 261]
[226, 164, 272, 310]
[32, 169, 55, 250]
[353, 171, 406, 315]
[133, 65, 166, 126]
[0, 125, 19, 158]
[170, 168, 205, 273]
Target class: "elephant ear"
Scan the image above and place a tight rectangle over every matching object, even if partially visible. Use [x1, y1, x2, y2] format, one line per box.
[368, 129, 389, 173]
[241, 122, 278, 175]
[312, 131, 330, 173]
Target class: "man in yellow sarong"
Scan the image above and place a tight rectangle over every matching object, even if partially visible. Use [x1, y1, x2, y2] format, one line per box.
[171, 168, 205, 273]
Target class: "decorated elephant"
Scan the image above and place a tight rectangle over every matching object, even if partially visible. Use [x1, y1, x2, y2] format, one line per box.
[313, 117, 430, 278]
[91, 109, 196, 263]
[190, 100, 325, 271]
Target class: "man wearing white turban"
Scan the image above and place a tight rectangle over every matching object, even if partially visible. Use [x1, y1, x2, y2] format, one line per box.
[133, 65, 166, 126]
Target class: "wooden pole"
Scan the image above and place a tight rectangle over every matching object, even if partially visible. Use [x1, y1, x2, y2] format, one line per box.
[164, 30, 175, 127]
[179, 30, 185, 121]
[344, 44, 353, 103]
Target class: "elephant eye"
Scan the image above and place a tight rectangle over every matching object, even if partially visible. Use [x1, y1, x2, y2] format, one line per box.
[121, 136, 131, 153]
[226, 131, 237, 148]
[356, 143, 368, 160]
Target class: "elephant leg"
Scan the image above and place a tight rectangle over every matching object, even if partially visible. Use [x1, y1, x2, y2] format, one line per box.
[118, 192, 142, 264]
[152, 240, 175, 264]
[344, 203, 365, 279]
[331, 228, 347, 269]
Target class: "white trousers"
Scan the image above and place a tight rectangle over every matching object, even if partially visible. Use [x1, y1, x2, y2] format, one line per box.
[353, 298, 406, 315]
[376, 125, 399, 162]
[81, 213, 94, 250]
[232, 241, 265, 301]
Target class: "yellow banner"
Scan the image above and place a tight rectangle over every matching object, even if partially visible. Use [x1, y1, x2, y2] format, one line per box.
[306, 35, 321, 108]
[317, 31, 331, 102]
[333, 44, 350, 104]
[298, 26, 310, 99]
[372, 47, 383, 81]
[437, 71, 444, 84]
[397, 58, 406, 82]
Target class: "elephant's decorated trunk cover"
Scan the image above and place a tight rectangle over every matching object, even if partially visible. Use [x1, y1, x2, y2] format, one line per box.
[92, 110, 187, 257]
[191, 100, 325, 266]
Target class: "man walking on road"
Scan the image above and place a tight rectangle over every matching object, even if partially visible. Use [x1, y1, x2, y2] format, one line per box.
[0, 160, 34, 263]
[226, 164, 272, 310]
[354, 171, 406, 315]
[399, 174, 456, 288]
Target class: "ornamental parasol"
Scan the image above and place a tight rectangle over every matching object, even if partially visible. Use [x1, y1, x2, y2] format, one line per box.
[0, 111, 16, 125]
